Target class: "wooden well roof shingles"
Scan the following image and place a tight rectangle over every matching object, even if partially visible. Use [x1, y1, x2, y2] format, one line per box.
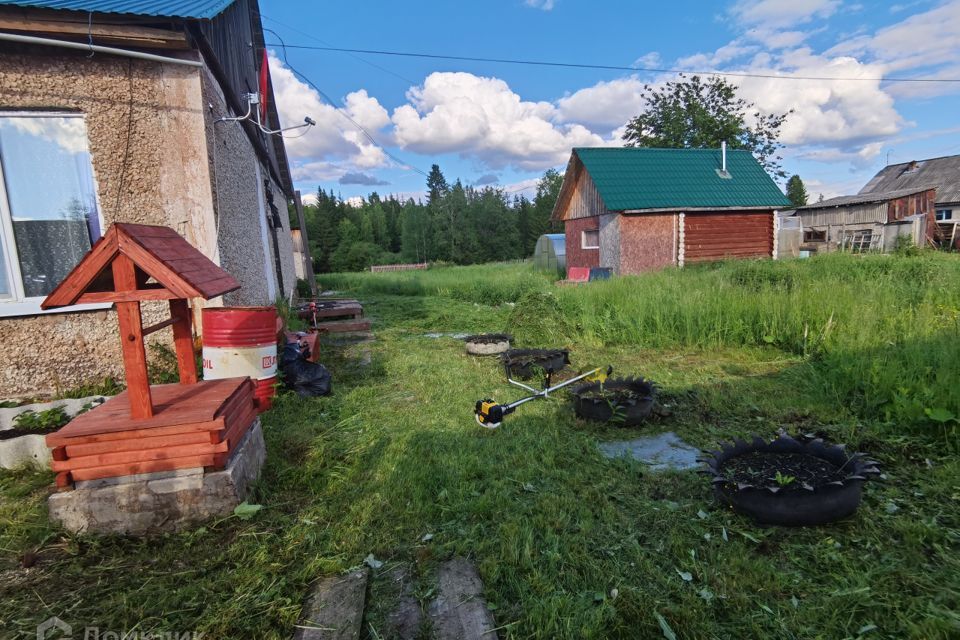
[42, 223, 239, 308]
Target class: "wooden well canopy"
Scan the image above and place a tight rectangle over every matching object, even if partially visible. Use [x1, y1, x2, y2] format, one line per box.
[42, 223, 240, 419]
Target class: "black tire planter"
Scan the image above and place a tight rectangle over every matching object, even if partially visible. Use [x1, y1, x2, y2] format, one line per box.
[464, 333, 512, 356]
[570, 378, 656, 427]
[501, 348, 570, 379]
[700, 434, 880, 526]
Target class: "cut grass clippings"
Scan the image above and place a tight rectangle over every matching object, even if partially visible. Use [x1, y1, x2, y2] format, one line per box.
[0, 253, 958, 638]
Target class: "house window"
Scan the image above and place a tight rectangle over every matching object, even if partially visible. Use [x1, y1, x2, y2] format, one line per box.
[936, 209, 953, 221]
[803, 229, 827, 242]
[0, 114, 103, 315]
[581, 228, 599, 249]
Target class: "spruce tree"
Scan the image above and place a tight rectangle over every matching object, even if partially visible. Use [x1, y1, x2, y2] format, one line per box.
[786, 175, 808, 208]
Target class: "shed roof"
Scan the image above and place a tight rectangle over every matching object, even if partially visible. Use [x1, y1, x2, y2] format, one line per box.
[42, 223, 239, 308]
[0, 0, 233, 18]
[567, 147, 789, 213]
[859, 154, 960, 204]
[797, 187, 934, 210]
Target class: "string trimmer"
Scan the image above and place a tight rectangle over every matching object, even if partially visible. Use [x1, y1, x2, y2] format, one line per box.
[474, 366, 612, 429]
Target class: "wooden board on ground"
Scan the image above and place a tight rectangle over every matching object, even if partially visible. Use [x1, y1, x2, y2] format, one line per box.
[428, 558, 499, 640]
[293, 568, 370, 640]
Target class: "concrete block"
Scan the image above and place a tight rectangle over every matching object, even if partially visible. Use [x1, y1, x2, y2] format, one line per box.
[0, 433, 50, 469]
[293, 568, 369, 640]
[75, 467, 203, 490]
[48, 420, 265, 535]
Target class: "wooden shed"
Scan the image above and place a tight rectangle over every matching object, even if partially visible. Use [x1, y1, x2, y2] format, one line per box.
[551, 148, 790, 276]
[794, 187, 936, 253]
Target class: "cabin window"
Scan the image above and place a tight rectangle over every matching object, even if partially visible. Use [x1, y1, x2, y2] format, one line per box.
[936, 209, 953, 221]
[803, 229, 827, 242]
[581, 228, 599, 249]
[0, 114, 103, 315]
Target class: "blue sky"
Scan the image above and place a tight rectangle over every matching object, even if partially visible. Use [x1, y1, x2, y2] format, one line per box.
[261, 0, 960, 204]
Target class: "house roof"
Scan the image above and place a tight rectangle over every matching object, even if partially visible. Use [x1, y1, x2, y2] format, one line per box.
[566, 147, 789, 213]
[859, 154, 960, 204]
[0, 0, 234, 19]
[42, 223, 239, 308]
[797, 187, 935, 210]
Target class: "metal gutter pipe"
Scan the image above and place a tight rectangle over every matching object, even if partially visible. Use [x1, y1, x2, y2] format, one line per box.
[0, 32, 203, 67]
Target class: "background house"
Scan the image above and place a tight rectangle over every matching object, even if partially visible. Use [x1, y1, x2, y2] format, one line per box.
[859, 155, 960, 249]
[551, 147, 790, 277]
[795, 188, 936, 253]
[0, 0, 299, 397]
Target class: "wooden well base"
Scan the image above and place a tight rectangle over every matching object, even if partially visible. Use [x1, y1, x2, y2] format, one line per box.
[46, 378, 257, 487]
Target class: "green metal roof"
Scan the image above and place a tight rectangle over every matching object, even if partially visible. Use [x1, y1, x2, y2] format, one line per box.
[573, 147, 790, 211]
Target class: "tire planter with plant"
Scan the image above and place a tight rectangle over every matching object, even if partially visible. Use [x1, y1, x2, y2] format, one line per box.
[571, 377, 656, 427]
[501, 348, 570, 379]
[464, 333, 512, 356]
[700, 434, 880, 526]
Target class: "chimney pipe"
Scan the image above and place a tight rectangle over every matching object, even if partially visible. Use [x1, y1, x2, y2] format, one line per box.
[721, 140, 727, 173]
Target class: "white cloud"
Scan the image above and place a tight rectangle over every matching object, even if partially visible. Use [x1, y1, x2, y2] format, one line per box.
[730, 0, 840, 28]
[556, 76, 647, 129]
[268, 52, 392, 178]
[524, 0, 555, 10]
[0, 117, 89, 154]
[391, 72, 607, 170]
[633, 52, 663, 69]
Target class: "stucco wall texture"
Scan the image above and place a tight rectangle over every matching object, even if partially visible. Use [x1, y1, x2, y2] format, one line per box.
[201, 69, 295, 309]
[617, 214, 678, 274]
[0, 48, 294, 397]
[564, 216, 601, 275]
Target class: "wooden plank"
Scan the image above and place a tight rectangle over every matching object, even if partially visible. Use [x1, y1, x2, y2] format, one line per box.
[55, 471, 72, 489]
[48, 417, 226, 447]
[68, 454, 221, 482]
[0, 10, 189, 49]
[41, 226, 119, 309]
[65, 430, 212, 458]
[113, 253, 153, 419]
[76, 289, 179, 304]
[53, 440, 229, 472]
[169, 299, 198, 384]
[316, 319, 372, 333]
[46, 379, 246, 445]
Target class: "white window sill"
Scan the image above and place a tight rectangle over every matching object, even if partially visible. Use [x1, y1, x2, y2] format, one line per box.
[0, 299, 112, 318]
[582, 246, 600, 250]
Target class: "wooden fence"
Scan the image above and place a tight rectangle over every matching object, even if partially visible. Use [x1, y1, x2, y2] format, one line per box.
[370, 262, 429, 273]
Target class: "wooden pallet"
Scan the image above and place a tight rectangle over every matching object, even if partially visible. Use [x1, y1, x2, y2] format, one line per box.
[47, 378, 256, 487]
[298, 298, 372, 333]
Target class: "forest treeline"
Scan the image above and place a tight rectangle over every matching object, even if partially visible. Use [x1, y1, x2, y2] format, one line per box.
[296, 165, 563, 273]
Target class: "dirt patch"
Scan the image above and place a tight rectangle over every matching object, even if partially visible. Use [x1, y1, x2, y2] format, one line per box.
[721, 451, 845, 491]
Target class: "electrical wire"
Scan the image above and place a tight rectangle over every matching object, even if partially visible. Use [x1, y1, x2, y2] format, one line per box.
[263, 42, 960, 84]
[261, 14, 416, 86]
[263, 28, 429, 178]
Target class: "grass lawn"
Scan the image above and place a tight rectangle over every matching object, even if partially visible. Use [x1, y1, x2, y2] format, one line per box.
[2, 254, 959, 639]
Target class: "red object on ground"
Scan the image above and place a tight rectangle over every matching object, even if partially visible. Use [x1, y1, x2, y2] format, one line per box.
[202, 307, 278, 412]
[567, 267, 591, 282]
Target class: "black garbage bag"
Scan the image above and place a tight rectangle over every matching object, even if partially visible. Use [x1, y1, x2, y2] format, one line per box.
[279, 341, 332, 397]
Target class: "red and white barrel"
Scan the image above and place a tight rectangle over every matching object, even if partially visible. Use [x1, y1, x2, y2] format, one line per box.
[201, 306, 278, 412]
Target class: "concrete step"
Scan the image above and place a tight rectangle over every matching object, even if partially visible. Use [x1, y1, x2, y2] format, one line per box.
[293, 568, 370, 640]
[428, 558, 499, 640]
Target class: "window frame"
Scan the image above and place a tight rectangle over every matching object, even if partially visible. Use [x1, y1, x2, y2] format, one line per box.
[936, 209, 953, 221]
[581, 228, 600, 250]
[0, 111, 110, 317]
[803, 229, 827, 242]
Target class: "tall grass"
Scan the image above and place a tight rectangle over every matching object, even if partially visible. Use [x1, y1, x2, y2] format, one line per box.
[318, 261, 551, 305]
[322, 253, 960, 437]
